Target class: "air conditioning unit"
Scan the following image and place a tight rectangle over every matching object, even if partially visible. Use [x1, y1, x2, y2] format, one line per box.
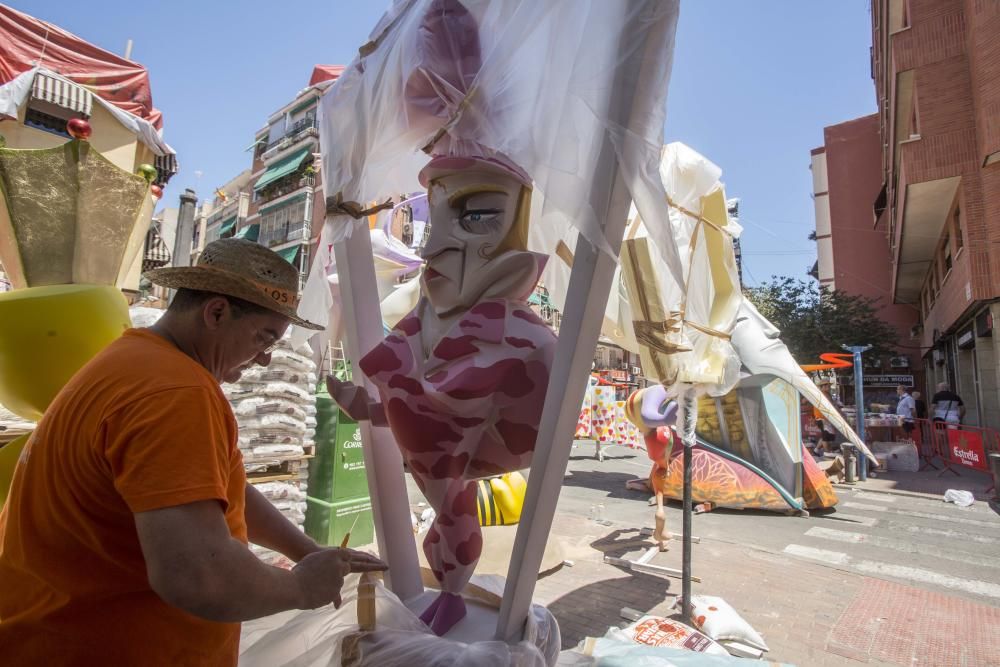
[631, 366, 641, 375]
[865, 357, 882, 369]
[889, 356, 910, 368]
[932, 349, 945, 365]
[909, 324, 922, 339]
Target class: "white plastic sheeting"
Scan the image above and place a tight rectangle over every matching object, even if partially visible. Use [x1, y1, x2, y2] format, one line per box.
[298, 0, 683, 335]
[239, 574, 560, 667]
[537, 143, 743, 395]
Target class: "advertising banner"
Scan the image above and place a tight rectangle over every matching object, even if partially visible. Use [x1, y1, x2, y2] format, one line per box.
[947, 429, 988, 471]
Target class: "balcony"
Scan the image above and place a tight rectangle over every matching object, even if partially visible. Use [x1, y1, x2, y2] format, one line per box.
[257, 174, 314, 206]
[260, 118, 318, 160]
[891, 171, 960, 305]
[264, 225, 307, 248]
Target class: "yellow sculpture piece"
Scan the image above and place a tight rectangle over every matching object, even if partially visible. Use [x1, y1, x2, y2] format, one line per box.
[0, 285, 130, 421]
[476, 471, 528, 526]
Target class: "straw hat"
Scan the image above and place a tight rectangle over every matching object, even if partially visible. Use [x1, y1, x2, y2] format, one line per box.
[144, 239, 323, 330]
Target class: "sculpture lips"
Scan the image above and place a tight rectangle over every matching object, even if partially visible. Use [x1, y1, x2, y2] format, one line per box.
[425, 267, 443, 280]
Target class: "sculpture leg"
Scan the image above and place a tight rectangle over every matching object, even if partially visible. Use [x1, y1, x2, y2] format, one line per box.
[654, 489, 670, 551]
[418, 476, 481, 635]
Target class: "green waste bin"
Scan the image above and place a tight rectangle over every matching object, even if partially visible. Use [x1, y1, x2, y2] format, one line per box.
[305, 496, 374, 548]
[305, 385, 373, 547]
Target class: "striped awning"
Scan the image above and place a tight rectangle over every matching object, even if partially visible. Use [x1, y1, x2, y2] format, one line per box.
[154, 153, 179, 185]
[142, 226, 172, 271]
[31, 72, 93, 117]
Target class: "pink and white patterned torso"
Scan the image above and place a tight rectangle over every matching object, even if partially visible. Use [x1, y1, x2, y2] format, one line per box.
[359, 297, 555, 590]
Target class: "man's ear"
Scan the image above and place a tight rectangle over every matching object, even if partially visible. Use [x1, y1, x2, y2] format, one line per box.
[202, 297, 230, 330]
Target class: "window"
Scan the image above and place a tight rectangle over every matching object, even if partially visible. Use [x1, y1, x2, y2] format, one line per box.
[953, 204, 964, 251]
[206, 224, 221, 245]
[930, 263, 939, 304]
[259, 200, 307, 247]
[24, 106, 75, 138]
[942, 233, 952, 272]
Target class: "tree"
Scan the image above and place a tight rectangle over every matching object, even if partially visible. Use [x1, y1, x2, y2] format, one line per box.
[744, 276, 900, 363]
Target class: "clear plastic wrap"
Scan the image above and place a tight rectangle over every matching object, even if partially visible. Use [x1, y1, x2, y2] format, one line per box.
[541, 143, 743, 396]
[239, 574, 560, 667]
[299, 0, 682, 333]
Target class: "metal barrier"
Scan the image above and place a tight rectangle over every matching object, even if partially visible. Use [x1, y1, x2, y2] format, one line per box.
[898, 418, 998, 491]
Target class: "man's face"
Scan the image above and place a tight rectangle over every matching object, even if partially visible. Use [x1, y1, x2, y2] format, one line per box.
[214, 307, 290, 383]
[420, 170, 521, 316]
[896, 386, 904, 397]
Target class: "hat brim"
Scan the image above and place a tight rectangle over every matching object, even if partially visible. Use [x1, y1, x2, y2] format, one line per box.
[418, 155, 532, 189]
[144, 266, 325, 331]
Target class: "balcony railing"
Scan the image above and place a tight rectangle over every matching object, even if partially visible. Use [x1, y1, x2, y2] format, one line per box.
[257, 175, 315, 205]
[262, 117, 318, 155]
[263, 224, 308, 248]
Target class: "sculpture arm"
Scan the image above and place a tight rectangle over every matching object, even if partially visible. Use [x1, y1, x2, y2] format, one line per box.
[640, 384, 678, 428]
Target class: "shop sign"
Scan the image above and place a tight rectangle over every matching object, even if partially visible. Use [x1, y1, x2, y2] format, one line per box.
[957, 329, 975, 350]
[852, 374, 913, 387]
[610, 370, 628, 382]
[947, 429, 988, 471]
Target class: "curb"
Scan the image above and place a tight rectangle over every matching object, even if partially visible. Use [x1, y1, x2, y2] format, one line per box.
[832, 482, 993, 503]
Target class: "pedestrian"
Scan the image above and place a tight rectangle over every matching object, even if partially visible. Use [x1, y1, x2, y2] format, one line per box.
[812, 381, 841, 454]
[895, 384, 916, 436]
[0, 239, 386, 665]
[912, 390, 928, 420]
[931, 382, 965, 425]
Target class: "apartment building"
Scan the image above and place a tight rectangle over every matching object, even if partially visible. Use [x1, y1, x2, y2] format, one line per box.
[871, 0, 1000, 428]
[245, 66, 344, 286]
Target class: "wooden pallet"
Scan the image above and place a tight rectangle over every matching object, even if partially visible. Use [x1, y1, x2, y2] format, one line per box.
[245, 455, 310, 480]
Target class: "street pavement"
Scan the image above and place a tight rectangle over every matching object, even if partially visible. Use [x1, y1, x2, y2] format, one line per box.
[543, 443, 1000, 665]
[404, 442, 1000, 665]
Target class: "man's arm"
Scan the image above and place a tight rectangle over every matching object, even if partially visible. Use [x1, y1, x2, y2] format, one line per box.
[134, 499, 386, 622]
[244, 482, 319, 562]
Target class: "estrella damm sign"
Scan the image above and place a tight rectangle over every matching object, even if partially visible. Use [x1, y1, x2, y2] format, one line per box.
[946, 429, 988, 472]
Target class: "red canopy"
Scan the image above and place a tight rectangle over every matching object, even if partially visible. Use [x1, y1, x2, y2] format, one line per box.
[0, 5, 163, 129]
[309, 65, 345, 87]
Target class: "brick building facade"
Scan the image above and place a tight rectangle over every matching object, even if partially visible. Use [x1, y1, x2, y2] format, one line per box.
[872, 0, 1000, 428]
[811, 114, 922, 402]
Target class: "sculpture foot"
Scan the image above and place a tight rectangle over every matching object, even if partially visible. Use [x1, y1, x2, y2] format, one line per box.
[427, 592, 467, 636]
[654, 512, 670, 551]
[418, 592, 444, 626]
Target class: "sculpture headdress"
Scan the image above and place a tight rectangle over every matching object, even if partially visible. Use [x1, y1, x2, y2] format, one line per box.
[406, 0, 532, 190]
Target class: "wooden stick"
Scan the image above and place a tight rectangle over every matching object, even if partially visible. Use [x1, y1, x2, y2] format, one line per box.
[357, 572, 377, 631]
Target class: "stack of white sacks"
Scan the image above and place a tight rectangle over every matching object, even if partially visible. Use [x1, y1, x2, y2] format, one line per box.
[222, 337, 318, 566]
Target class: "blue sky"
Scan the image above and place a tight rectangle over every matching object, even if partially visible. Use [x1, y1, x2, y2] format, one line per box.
[14, 0, 876, 284]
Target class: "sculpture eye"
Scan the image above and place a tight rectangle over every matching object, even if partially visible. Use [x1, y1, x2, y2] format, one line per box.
[459, 208, 502, 233]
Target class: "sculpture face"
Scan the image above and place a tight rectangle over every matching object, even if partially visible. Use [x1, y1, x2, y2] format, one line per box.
[420, 170, 524, 316]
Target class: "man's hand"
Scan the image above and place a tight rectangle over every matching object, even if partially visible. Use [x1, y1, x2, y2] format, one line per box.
[292, 547, 387, 609]
[327, 376, 373, 421]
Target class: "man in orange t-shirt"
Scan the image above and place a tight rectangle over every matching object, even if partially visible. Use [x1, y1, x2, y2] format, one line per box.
[0, 240, 385, 665]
